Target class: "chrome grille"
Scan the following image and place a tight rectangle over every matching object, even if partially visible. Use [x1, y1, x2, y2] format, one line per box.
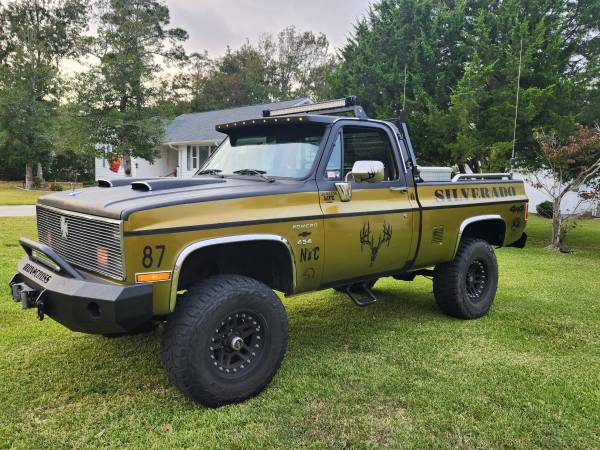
[37, 205, 124, 280]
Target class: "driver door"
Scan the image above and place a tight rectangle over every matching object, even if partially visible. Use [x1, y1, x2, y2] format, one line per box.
[316, 122, 415, 285]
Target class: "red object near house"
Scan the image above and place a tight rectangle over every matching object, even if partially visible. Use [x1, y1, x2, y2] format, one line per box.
[109, 157, 122, 173]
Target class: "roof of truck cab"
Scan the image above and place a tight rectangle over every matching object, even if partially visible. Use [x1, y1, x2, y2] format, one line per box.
[214, 114, 377, 133]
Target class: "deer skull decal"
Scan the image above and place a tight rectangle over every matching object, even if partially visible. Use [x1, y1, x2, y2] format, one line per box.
[359, 221, 392, 265]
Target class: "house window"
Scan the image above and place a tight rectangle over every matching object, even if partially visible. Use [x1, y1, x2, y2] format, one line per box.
[192, 147, 198, 169]
[186, 145, 191, 171]
[198, 146, 210, 167]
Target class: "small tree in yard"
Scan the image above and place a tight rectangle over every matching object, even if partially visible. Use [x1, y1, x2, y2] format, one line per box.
[530, 124, 600, 252]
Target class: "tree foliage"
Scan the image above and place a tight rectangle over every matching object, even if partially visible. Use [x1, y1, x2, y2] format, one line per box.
[529, 124, 600, 251]
[184, 26, 337, 112]
[326, 0, 600, 171]
[0, 0, 89, 187]
[75, 0, 188, 168]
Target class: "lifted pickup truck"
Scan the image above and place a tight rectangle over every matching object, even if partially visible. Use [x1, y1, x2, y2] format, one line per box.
[9, 97, 528, 406]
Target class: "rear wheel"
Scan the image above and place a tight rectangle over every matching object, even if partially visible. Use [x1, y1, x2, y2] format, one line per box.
[161, 274, 288, 407]
[433, 238, 498, 319]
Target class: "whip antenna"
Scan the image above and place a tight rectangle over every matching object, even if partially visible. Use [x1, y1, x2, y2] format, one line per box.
[510, 38, 523, 170]
[402, 64, 407, 110]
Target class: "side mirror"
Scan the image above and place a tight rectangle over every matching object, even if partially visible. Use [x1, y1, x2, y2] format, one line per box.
[349, 160, 385, 183]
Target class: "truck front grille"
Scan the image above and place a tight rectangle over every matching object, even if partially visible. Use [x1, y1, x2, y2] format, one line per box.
[36, 205, 125, 280]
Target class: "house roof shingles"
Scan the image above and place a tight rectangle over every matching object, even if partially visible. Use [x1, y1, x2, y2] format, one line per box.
[163, 98, 311, 144]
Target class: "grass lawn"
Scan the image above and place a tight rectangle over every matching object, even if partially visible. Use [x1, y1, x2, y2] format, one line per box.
[0, 186, 47, 205]
[1, 216, 599, 448]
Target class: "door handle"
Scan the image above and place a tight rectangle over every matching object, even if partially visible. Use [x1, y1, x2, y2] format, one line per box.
[390, 186, 408, 193]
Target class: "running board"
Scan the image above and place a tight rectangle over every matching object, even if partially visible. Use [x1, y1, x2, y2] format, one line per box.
[344, 283, 377, 307]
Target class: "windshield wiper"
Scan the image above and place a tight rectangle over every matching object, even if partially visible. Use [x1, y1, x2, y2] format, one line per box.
[233, 169, 275, 183]
[197, 169, 224, 178]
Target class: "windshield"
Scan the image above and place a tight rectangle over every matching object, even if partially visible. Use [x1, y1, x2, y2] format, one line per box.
[197, 124, 325, 179]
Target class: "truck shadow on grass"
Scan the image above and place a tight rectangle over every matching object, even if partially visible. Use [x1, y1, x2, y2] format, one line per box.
[19, 284, 447, 406]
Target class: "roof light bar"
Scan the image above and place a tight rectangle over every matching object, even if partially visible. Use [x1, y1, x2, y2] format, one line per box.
[262, 96, 367, 119]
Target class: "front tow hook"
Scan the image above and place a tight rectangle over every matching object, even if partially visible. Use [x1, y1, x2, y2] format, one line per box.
[37, 298, 45, 321]
[10, 281, 47, 320]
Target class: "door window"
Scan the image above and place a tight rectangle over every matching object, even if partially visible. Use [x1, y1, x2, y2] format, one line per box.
[324, 126, 398, 181]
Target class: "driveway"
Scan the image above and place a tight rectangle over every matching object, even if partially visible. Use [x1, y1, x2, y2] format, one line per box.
[0, 205, 36, 217]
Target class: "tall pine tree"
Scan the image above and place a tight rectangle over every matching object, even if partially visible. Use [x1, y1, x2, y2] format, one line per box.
[76, 0, 188, 173]
[326, 0, 599, 171]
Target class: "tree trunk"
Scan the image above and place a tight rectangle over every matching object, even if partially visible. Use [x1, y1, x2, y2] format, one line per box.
[124, 152, 132, 177]
[36, 162, 45, 187]
[551, 198, 562, 249]
[25, 163, 33, 190]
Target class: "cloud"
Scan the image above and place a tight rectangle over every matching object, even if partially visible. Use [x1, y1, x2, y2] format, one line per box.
[167, 0, 372, 56]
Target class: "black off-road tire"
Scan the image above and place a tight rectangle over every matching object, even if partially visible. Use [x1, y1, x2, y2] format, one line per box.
[433, 238, 498, 319]
[334, 278, 378, 293]
[161, 274, 288, 407]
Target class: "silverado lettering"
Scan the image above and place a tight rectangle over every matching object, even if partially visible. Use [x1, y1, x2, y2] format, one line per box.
[434, 186, 517, 202]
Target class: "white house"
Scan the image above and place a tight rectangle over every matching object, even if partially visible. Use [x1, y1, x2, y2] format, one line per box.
[95, 98, 312, 180]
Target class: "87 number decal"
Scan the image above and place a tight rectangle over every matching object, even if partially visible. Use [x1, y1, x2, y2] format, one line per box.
[142, 245, 166, 269]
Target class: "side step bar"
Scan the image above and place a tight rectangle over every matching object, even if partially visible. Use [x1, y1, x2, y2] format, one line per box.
[344, 282, 377, 307]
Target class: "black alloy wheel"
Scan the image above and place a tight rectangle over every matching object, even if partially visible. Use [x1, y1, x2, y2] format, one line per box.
[209, 311, 266, 377]
[465, 259, 488, 301]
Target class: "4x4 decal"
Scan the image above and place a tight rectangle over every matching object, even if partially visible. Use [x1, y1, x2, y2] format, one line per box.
[359, 221, 392, 265]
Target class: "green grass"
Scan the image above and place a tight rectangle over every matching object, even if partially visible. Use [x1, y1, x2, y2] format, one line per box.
[0, 186, 47, 205]
[1, 216, 599, 449]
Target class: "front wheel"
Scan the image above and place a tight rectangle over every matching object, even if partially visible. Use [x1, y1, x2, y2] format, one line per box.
[433, 238, 498, 319]
[161, 274, 288, 407]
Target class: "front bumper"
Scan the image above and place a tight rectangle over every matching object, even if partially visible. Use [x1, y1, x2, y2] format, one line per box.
[9, 238, 153, 335]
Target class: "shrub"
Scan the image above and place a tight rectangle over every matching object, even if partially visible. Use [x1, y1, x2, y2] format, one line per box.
[536, 200, 553, 218]
[49, 183, 63, 191]
[31, 176, 42, 189]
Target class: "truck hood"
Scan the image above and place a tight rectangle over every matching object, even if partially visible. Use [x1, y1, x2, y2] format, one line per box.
[37, 177, 304, 220]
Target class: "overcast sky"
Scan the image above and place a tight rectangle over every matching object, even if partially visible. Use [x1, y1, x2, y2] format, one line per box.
[167, 0, 374, 57]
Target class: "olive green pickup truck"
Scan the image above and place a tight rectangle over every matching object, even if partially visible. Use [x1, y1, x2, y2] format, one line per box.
[9, 97, 528, 406]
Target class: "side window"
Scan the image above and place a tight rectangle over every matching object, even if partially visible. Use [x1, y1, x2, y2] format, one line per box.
[343, 127, 398, 181]
[323, 126, 398, 181]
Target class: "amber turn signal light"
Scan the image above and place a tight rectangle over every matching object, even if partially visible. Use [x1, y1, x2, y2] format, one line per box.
[136, 271, 172, 283]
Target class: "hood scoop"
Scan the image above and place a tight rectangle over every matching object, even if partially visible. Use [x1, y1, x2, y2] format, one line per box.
[98, 177, 158, 188]
[131, 178, 226, 192]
